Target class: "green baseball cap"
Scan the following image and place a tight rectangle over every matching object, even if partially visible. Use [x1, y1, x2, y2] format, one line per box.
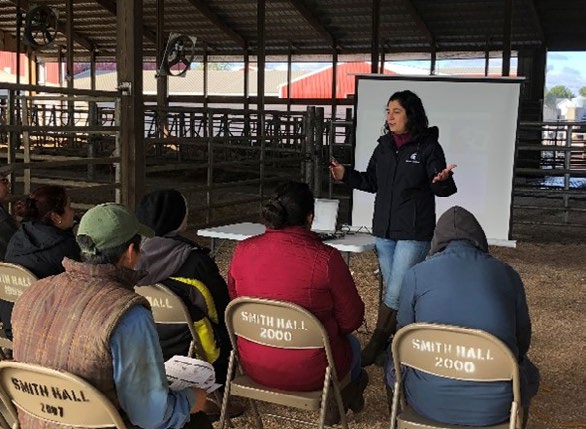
[77, 203, 153, 253]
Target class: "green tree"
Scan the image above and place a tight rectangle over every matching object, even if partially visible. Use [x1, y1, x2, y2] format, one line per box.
[546, 85, 575, 99]
[579, 86, 586, 97]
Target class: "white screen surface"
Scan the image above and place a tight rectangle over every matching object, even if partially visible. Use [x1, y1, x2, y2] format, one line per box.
[352, 76, 521, 246]
[311, 198, 339, 233]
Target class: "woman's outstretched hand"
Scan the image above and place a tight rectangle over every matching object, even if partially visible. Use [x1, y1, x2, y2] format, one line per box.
[329, 160, 345, 181]
[432, 164, 457, 183]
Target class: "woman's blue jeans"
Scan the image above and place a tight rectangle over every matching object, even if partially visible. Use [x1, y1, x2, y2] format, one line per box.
[347, 334, 362, 381]
[375, 237, 430, 310]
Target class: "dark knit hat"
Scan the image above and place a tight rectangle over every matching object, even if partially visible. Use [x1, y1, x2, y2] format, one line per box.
[136, 189, 187, 236]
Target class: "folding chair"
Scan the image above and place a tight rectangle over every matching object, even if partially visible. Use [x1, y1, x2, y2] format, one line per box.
[389, 323, 522, 429]
[134, 283, 230, 422]
[0, 360, 128, 428]
[134, 283, 207, 359]
[219, 297, 350, 429]
[0, 263, 37, 360]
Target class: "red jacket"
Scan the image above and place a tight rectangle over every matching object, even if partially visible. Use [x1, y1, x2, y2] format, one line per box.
[227, 226, 365, 391]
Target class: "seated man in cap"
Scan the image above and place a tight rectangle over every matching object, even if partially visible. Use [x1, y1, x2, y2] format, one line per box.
[12, 203, 212, 429]
[386, 206, 539, 428]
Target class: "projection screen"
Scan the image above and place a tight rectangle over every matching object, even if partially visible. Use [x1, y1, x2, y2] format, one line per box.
[351, 75, 522, 247]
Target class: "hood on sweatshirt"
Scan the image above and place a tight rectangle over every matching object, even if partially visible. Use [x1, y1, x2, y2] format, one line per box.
[429, 206, 488, 256]
[135, 235, 194, 285]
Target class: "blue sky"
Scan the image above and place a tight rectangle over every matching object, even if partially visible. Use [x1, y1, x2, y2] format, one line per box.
[268, 51, 586, 96]
[389, 52, 586, 95]
[545, 51, 586, 95]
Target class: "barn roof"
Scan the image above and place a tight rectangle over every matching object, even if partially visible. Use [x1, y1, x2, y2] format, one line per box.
[0, 0, 584, 62]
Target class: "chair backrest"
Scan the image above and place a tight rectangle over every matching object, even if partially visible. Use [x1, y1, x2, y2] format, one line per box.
[220, 297, 348, 429]
[0, 361, 128, 428]
[390, 323, 522, 429]
[134, 284, 204, 357]
[0, 263, 37, 355]
[392, 323, 520, 390]
[225, 297, 337, 369]
[0, 263, 37, 304]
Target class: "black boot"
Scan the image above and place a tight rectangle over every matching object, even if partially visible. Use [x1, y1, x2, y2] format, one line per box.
[324, 370, 369, 425]
[361, 305, 397, 367]
[342, 369, 369, 413]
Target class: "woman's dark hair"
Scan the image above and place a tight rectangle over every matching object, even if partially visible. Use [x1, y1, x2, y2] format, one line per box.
[15, 185, 68, 226]
[388, 90, 429, 136]
[262, 181, 314, 229]
[77, 234, 142, 265]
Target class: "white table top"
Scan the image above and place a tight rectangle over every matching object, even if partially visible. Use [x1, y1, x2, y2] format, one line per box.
[197, 222, 375, 254]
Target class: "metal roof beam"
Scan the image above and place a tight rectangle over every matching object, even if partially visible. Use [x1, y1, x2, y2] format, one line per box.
[7, 0, 95, 51]
[527, 0, 545, 44]
[287, 0, 335, 47]
[185, 0, 247, 49]
[94, 0, 157, 44]
[401, 0, 436, 48]
[55, 22, 94, 51]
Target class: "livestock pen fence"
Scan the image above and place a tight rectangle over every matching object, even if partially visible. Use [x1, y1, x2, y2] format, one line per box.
[514, 121, 586, 230]
[0, 83, 323, 228]
[1, 82, 584, 233]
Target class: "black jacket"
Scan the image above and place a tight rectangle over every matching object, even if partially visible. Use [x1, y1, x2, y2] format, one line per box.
[0, 204, 18, 260]
[5, 221, 80, 278]
[345, 127, 457, 241]
[136, 235, 231, 384]
[2, 221, 80, 340]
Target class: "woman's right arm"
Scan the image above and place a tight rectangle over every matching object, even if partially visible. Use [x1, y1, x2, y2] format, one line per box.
[330, 147, 379, 194]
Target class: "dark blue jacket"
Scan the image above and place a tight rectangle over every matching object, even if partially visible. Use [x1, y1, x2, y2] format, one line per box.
[2, 221, 80, 340]
[395, 239, 532, 425]
[0, 204, 17, 260]
[5, 221, 80, 278]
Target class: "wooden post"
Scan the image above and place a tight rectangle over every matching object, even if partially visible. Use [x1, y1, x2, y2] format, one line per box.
[257, 0, 266, 203]
[257, 0, 266, 113]
[371, 0, 381, 74]
[88, 48, 97, 180]
[331, 47, 338, 120]
[203, 47, 209, 110]
[502, 0, 512, 76]
[303, 106, 315, 186]
[66, 0, 74, 127]
[117, 0, 144, 210]
[156, 0, 168, 146]
[286, 44, 292, 112]
[430, 48, 437, 75]
[313, 107, 324, 196]
[243, 47, 250, 136]
[15, 1, 22, 86]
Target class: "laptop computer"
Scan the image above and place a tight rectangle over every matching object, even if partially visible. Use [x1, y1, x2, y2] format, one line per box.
[311, 198, 340, 241]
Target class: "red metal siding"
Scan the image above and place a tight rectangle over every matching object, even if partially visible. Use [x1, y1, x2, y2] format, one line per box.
[280, 62, 394, 99]
[0, 52, 26, 77]
[44, 62, 60, 84]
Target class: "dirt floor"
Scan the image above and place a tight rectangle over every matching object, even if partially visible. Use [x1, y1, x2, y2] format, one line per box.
[197, 224, 585, 429]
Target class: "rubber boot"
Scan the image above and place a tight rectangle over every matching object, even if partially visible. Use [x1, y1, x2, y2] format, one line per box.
[342, 369, 369, 413]
[324, 370, 369, 425]
[361, 305, 397, 367]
